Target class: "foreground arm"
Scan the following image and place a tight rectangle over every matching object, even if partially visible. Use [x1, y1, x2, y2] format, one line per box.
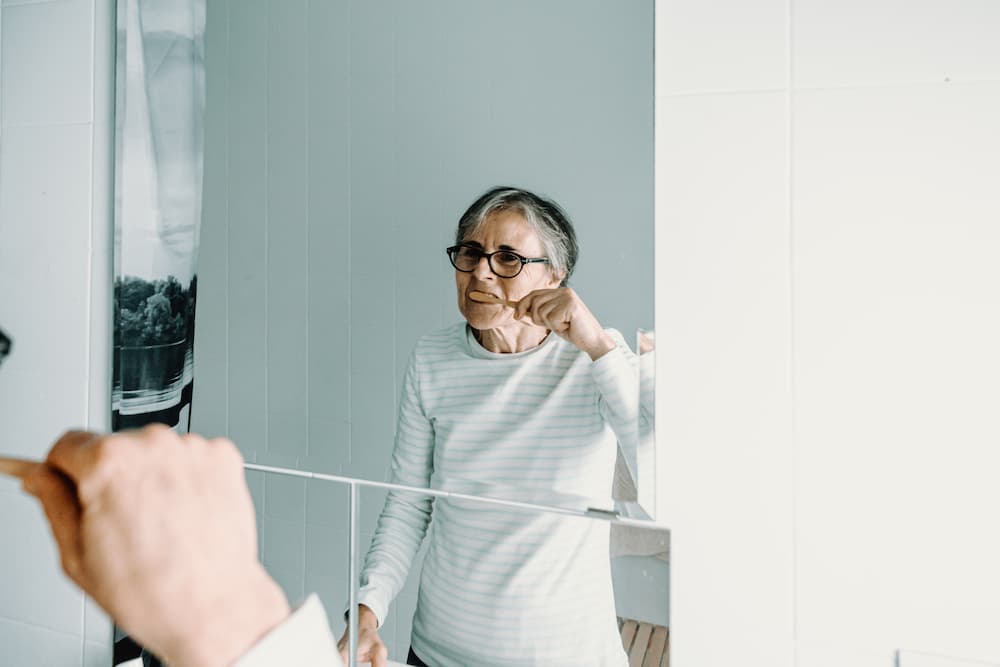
[236, 594, 340, 666]
[22, 426, 339, 667]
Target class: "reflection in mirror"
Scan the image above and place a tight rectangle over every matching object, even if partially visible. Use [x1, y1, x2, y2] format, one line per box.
[242, 463, 668, 665]
[354, 482, 669, 666]
[248, 467, 354, 620]
[633, 328, 657, 514]
[192, 0, 656, 513]
[420, 186, 651, 518]
[248, 468, 361, 660]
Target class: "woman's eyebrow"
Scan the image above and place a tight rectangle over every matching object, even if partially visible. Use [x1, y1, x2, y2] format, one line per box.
[462, 241, 522, 252]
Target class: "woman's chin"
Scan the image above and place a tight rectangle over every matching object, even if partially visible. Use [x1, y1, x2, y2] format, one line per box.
[461, 308, 509, 331]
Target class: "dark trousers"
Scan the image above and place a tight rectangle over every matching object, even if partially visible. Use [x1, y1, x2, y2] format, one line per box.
[406, 647, 431, 666]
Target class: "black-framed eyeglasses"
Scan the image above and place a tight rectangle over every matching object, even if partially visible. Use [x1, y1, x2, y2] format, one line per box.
[446, 244, 550, 279]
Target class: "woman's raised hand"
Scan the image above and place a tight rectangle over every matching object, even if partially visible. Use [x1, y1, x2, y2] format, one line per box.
[514, 287, 615, 360]
[338, 605, 388, 666]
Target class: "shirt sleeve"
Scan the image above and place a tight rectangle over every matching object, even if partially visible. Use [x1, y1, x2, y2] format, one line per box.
[234, 595, 341, 667]
[351, 348, 436, 627]
[590, 328, 646, 485]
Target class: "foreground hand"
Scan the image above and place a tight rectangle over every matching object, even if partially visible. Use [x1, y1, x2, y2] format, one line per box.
[22, 425, 291, 667]
[337, 605, 387, 666]
[514, 287, 615, 359]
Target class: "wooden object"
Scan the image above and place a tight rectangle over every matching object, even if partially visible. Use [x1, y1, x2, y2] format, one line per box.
[619, 617, 669, 667]
[468, 290, 519, 308]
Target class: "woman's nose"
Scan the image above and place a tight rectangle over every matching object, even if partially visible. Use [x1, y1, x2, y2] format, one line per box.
[472, 255, 493, 279]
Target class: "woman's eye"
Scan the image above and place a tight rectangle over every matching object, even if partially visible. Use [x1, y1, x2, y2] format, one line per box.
[496, 252, 520, 265]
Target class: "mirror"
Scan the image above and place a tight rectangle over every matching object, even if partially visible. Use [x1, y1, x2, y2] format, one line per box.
[191, 0, 655, 513]
[353, 483, 668, 666]
[242, 475, 668, 666]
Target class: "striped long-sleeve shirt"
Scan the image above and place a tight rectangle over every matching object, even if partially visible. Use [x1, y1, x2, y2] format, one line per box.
[357, 322, 640, 667]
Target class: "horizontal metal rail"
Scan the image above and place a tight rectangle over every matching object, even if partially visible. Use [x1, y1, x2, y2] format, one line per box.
[244, 462, 668, 530]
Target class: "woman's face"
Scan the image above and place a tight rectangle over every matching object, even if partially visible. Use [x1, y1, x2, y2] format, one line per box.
[455, 209, 562, 330]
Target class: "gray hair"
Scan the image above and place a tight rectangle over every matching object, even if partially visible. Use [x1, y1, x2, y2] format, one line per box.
[455, 186, 579, 286]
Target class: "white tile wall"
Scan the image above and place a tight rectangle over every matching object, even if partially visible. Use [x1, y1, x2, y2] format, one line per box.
[0, 0, 93, 126]
[0, 493, 84, 633]
[0, 619, 84, 665]
[655, 1, 1000, 666]
[657, 90, 794, 667]
[655, 0, 788, 95]
[793, 0, 1000, 89]
[0, 0, 114, 662]
[794, 82, 1000, 663]
[897, 651, 1000, 667]
[84, 640, 113, 667]
[0, 124, 92, 250]
[84, 593, 110, 644]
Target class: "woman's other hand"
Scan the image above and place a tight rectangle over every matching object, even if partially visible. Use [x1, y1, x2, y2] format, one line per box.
[515, 287, 616, 360]
[338, 604, 388, 666]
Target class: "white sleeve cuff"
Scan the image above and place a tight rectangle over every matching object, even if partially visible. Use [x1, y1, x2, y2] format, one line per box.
[234, 594, 342, 667]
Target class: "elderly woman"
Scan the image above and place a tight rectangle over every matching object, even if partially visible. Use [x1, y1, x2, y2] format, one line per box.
[339, 187, 640, 667]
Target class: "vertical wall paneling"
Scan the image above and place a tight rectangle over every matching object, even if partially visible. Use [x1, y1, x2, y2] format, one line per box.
[194, 1, 655, 661]
[193, 0, 231, 439]
[304, 0, 352, 472]
[391, 0, 445, 383]
[196, 0, 654, 475]
[345, 0, 397, 480]
[224, 0, 268, 460]
[265, 0, 309, 461]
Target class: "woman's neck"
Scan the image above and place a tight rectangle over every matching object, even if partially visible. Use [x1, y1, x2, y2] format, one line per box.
[474, 323, 550, 354]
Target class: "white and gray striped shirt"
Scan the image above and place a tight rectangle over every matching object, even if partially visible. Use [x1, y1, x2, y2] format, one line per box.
[358, 322, 640, 667]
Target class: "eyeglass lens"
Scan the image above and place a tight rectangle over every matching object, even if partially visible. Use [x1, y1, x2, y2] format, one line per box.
[451, 246, 524, 278]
